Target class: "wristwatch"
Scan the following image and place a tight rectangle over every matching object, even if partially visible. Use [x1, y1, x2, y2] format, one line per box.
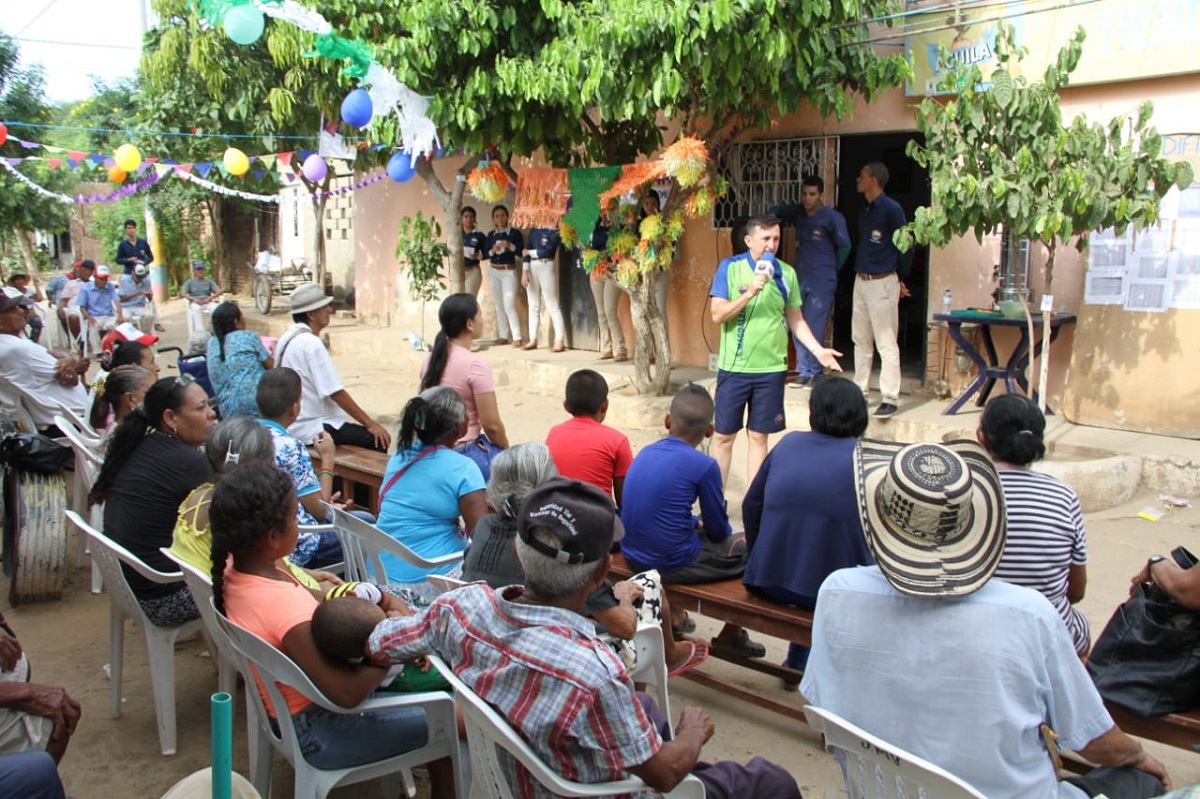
[1147, 555, 1166, 581]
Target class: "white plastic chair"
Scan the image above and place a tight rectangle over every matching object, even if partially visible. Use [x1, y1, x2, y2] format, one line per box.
[803, 705, 986, 799]
[326, 505, 463, 584]
[53, 401, 100, 441]
[65, 510, 204, 756]
[429, 655, 703, 798]
[424, 574, 468, 595]
[209, 597, 464, 799]
[0, 380, 37, 433]
[158, 549, 237, 698]
[55, 415, 105, 593]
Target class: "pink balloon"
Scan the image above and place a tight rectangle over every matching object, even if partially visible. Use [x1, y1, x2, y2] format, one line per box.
[301, 154, 328, 183]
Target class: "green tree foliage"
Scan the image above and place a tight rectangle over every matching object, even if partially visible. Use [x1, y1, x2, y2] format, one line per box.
[0, 35, 74, 273]
[897, 24, 1193, 407]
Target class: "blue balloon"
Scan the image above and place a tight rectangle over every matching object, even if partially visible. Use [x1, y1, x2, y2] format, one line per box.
[387, 151, 418, 183]
[340, 88, 373, 129]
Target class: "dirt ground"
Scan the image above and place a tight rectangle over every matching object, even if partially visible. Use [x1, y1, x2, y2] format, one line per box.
[4, 298, 1199, 798]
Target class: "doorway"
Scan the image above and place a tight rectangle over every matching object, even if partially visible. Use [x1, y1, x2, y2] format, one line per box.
[833, 132, 931, 390]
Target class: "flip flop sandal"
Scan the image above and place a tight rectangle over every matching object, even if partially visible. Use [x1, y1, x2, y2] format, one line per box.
[671, 615, 696, 636]
[668, 639, 710, 678]
[710, 630, 767, 659]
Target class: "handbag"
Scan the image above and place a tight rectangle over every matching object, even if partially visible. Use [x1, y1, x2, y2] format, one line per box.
[0, 433, 72, 475]
[454, 433, 504, 482]
[1087, 547, 1200, 717]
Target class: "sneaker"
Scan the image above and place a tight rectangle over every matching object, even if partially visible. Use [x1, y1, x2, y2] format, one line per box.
[788, 375, 812, 389]
[873, 403, 898, 419]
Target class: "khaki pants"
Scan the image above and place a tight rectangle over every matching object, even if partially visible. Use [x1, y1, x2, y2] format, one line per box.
[852, 273, 901, 405]
[590, 275, 628, 356]
[464, 265, 482, 298]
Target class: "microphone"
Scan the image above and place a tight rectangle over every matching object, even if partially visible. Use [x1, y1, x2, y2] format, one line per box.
[754, 259, 775, 279]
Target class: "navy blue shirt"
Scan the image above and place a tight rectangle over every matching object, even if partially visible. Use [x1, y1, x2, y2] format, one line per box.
[525, 227, 561, 260]
[485, 228, 524, 266]
[855, 193, 910, 279]
[777, 205, 850, 279]
[115, 237, 154, 274]
[463, 230, 487, 267]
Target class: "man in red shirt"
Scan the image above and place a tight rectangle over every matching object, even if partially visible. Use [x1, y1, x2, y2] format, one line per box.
[545, 369, 633, 506]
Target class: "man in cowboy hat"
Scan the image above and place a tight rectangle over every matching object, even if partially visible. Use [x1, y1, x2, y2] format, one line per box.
[366, 478, 801, 798]
[273, 283, 391, 452]
[801, 440, 1171, 799]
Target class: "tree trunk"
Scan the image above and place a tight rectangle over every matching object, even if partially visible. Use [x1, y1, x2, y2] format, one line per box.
[628, 271, 671, 395]
[417, 154, 483, 295]
[12, 228, 38, 276]
[310, 191, 328, 289]
[1035, 240, 1056, 414]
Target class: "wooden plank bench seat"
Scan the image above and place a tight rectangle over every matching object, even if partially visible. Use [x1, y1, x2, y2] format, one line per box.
[610, 552, 812, 723]
[1105, 703, 1200, 754]
[332, 445, 388, 514]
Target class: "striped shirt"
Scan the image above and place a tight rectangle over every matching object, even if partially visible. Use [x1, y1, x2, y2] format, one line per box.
[994, 469, 1090, 654]
[368, 583, 661, 799]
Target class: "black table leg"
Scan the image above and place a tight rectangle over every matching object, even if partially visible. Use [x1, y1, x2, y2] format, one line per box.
[943, 323, 991, 415]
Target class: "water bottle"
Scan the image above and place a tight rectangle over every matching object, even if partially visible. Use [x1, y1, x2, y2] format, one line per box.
[942, 288, 953, 315]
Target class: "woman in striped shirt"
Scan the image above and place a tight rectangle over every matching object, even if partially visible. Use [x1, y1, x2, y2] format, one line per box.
[980, 394, 1091, 656]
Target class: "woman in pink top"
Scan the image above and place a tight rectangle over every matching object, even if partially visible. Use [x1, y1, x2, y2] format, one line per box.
[209, 465, 456, 794]
[420, 293, 510, 478]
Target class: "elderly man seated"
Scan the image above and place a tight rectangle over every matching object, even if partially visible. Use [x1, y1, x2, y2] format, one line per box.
[801, 440, 1171, 799]
[75, 264, 123, 356]
[117, 264, 162, 334]
[0, 288, 89, 428]
[0, 611, 81, 772]
[364, 478, 802, 798]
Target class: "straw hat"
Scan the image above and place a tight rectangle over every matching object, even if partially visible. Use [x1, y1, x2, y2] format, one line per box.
[289, 283, 332, 314]
[854, 439, 1006, 598]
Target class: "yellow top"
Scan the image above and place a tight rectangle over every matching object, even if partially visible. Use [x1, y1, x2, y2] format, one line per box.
[169, 483, 319, 589]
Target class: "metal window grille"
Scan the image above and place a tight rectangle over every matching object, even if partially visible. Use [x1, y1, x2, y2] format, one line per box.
[711, 136, 840, 229]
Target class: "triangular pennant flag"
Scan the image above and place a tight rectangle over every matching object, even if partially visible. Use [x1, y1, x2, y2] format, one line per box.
[297, 149, 315, 162]
[136, 163, 151, 175]
[285, 172, 297, 182]
[4, 158, 23, 166]
[18, 140, 40, 149]
[47, 159, 62, 169]
[259, 154, 276, 170]
[215, 163, 229, 177]
[177, 163, 194, 174]
[146, 157, 159, 164]
[154, 164, 171, 176]
[42, 145, 64, 153]
[67, 150, 86, 163]
[89, 154, 106, 165]
[66, 159, 80, 169]
[161, 159, 179, 166]
[252, 169, 264, 181]
[195, 162, 213, 178]
[276, 152, 293, 170]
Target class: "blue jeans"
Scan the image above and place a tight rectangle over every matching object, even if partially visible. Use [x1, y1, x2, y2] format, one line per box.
[0, 751, 65, 799]
[291, 700, 429, 770]
[794, 274, 836, 378]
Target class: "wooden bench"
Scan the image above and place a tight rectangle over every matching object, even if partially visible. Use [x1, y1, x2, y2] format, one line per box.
[610, 553, 811, 723]
[1105, 704, 1200, 754]
[332, 445, 388, 514]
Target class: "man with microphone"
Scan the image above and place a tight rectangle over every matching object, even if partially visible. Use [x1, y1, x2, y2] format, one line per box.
[709, 215, 842, 488]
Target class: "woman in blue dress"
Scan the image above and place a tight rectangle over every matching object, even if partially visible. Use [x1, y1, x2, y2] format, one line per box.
[207, 301, 272, 418]
[742, 376, 873, 670]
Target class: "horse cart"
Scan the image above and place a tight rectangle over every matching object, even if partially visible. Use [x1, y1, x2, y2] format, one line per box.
[252, 250, 313, 314]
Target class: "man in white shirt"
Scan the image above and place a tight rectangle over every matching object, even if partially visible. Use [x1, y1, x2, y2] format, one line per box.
[0, 288, 89, 427]
[273, 283, 391, 452]
[801, 439, 1170, 799]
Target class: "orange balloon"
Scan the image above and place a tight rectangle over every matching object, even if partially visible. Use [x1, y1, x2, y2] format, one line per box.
[108, 166, 127, 183]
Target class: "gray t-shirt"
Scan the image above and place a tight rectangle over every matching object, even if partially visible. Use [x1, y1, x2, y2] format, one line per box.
[182, 277, 220, 300]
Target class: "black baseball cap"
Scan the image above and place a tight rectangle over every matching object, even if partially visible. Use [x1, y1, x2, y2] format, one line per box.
[517, 478, 624, 565]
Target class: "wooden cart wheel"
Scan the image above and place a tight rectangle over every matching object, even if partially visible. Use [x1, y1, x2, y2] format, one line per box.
[3, 470, 68, 605]
[254, 275, 273, 314]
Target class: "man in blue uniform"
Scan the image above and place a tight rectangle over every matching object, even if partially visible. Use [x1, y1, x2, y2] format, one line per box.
[852, 162, 911, 419]
[114, 219, 153, 275]
[774, 176, 851, 387]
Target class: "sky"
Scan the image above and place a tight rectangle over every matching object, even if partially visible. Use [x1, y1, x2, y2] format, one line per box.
[3, 0, 147, 105]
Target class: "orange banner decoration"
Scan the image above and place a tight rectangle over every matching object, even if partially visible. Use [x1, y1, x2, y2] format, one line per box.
[598, 161, 666, 205]
[511, 168, 569, 229]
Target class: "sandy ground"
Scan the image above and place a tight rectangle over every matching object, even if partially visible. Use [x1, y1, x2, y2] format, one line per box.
[4, 298, 1199, 798]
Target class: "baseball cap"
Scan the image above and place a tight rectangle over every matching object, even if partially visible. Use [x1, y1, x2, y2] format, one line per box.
[95, 265, 111, 277]
[517, 478, 624, 565]
[0, 286, 34, 313]
[192, 260, 207, 271]
[101, 322, 159, 352]
[134, 265, 148, 276]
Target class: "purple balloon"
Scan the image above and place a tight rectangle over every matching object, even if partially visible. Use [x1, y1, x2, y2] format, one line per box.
[341, 89, 374, 129]
[302, 154, 328, 183]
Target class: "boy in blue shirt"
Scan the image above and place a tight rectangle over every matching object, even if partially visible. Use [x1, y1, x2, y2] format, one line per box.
[620, 385, 764, 657]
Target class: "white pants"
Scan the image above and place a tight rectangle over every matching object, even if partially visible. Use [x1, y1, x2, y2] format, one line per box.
[464, 265, 483, 298]
[488, 267, 521, 341]
[84, 315, 117, 355]
[852, 273, 901, 405]
[590, 275, 628, 356]
[526, 259, 565, 345]
[126, 304, 156, 333]
[187, 302, 215, 350]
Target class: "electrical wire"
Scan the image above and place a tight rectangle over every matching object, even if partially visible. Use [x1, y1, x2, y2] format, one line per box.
[14, 0, 62, 37]
[11, 37, 139, 51]
[0, 120, 342, 142]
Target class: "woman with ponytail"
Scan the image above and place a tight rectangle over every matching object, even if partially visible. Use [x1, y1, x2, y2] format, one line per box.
[375, 387, 487, 595]
[419, 293, 509, 480]
[208, 465, 456, 793]
[88, 364, 154, 434]
[980, 393, 1091, 656]
[207, 301, 272, 418]
[90, 376, 216, 626]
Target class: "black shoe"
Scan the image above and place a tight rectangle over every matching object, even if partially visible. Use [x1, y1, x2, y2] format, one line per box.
[874, 403, 898, 419]
[788, 375, 812, 389]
